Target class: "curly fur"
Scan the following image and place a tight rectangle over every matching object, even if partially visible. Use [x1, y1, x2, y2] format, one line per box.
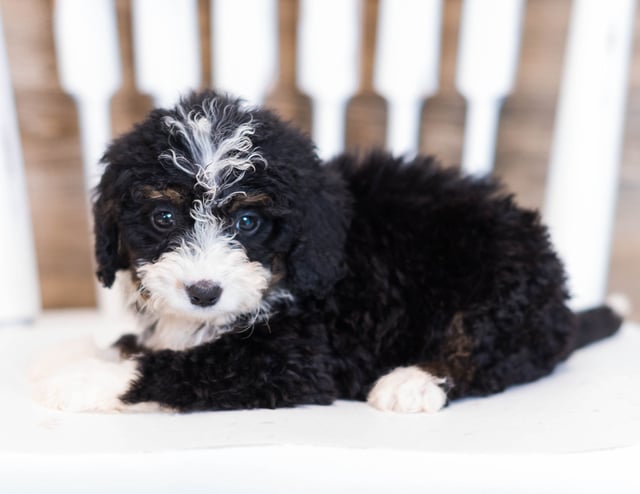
[86, 90, 623, 413]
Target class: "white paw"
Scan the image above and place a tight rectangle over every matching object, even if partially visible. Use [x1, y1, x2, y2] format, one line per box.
[31, 357, 139, 412]
[367, 366, 448, 413]
[30, 340, 161, 413]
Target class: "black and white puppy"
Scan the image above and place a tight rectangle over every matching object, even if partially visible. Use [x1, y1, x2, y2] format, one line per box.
[35, 90, 622, 413]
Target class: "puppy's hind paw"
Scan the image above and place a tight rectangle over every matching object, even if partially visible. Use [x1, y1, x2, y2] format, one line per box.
[367, 366, 448, 414]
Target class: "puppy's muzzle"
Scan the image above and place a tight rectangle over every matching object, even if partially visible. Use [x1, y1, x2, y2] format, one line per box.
[186, 280, 223, 308]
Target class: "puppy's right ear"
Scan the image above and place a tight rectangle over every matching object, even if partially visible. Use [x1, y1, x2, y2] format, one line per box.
[93, 181, 127, 288]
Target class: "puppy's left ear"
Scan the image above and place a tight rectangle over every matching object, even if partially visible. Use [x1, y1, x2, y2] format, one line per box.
[92, 177, 128, 288]
[288, 168, 350, 298]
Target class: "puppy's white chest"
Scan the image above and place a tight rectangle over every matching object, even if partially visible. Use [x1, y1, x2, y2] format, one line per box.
[141, 316, 228, 351]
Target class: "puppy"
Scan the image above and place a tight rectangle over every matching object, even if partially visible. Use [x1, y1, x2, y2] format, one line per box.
[36, 90, 623, 413]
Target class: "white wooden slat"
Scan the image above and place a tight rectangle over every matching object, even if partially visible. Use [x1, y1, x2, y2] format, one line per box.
[0, 9, 40, 324]
[132, 0, 201, 108]
[212, 0, 277, 106]
[54, 0, 125, 316]
[374, 0, 443, 157]
[54, 0, 121, 192]
[456, 0, 525, 176]
[297, 0, 361, 159]
[544, 0, 637, 310]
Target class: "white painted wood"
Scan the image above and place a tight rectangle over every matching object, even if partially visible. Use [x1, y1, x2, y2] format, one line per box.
[1, 310, 639, 490]
[297, 0, 361, 159]
[212, 0, 277, 105]
[0, 10, 40, 324]
[2, 444, 639, 493]
[53, 0, 123, 316]
[54, 0, 121, 191]
[462, 98, 501, 175]
[132, 0, 200, 108]
[544, 0, 637, 310]
[374, 0, 443, 157]
[456, 0, 525, 176]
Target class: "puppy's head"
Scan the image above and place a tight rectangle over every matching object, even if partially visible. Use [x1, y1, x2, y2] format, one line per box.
[94, 91, 348, 330]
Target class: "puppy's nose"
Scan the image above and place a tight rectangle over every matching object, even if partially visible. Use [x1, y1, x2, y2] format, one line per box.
[186, 280, 222, 307]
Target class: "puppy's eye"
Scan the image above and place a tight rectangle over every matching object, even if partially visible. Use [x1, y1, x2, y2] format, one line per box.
[151, 210, 176, 232]
[235, 212, 261, 235]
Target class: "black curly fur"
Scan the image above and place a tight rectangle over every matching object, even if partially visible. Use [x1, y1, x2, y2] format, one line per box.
[96, 91, 623, 412]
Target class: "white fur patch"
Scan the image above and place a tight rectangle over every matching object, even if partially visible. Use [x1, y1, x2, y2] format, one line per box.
[30, 340, 161, 413]
[136, 221, 271, 328]
[160, 98, 265, 212]
[137, 287, 294, 352]
[367, 366, 448, 413]
[141, 316, 213, 352]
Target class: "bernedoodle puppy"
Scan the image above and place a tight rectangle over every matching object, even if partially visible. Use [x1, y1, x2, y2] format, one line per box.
[34, 90, 623, 413]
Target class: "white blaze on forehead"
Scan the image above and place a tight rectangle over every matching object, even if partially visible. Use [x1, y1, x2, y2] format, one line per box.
[159, 98, 266, 210]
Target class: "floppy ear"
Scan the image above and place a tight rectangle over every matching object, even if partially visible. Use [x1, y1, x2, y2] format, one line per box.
[288, 168, 351, 298]
[92, 180, 128, 288]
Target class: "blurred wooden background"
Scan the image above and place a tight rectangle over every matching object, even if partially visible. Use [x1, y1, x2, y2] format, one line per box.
[2, 0, 639, 318]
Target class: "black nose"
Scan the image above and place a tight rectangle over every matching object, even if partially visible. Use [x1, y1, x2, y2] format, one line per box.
[186, 281, 223, 307]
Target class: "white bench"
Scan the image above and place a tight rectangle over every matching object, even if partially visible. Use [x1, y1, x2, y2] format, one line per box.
[0, 311, 638, 491]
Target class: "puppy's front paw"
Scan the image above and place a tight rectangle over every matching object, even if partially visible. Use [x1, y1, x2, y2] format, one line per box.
[367, 366, 448, 413]
[31, 357, 142, 413]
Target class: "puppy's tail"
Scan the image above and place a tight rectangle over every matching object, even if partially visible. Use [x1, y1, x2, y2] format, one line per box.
[571, 294, 629, 350]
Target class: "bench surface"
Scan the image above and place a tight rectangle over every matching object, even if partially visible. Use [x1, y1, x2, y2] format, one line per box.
[1, 310, 638, 492]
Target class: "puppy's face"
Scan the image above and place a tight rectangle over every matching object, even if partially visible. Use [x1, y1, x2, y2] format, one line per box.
[123, 183, 278, 328]
[95, 92, 348, 335]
